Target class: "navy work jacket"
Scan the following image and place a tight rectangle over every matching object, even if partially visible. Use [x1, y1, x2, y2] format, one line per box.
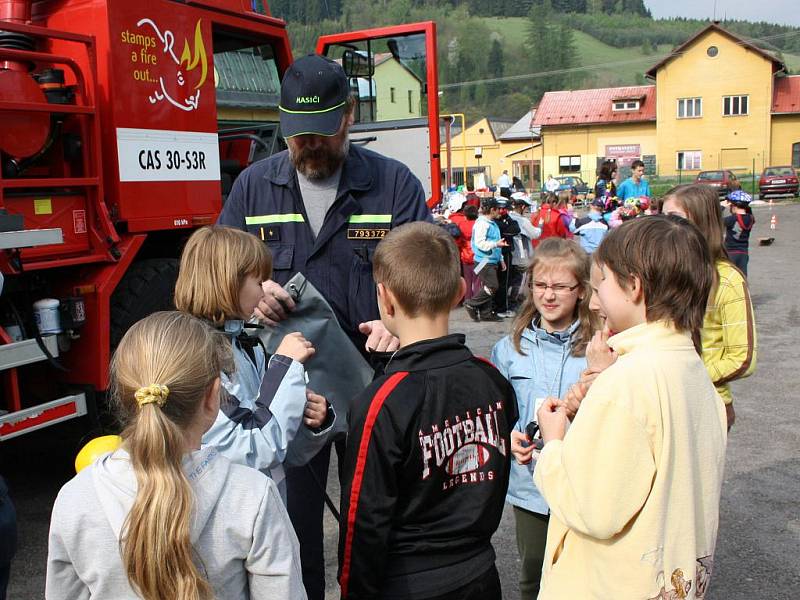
[218, 144, 430, 350]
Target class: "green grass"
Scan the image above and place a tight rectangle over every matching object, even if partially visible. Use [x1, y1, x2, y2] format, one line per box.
[783, 52, 800, 73]
[481, 16, 529, 47]
[481, 17, 676, 87]
[481, 16, 800, 82]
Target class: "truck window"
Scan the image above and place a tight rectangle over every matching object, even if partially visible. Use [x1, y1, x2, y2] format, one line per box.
[322, 33, 428, 125]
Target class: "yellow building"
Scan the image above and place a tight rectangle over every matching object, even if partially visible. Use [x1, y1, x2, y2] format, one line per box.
[770, 76, 800, 167]
[533, 86, 657, 184]
[440, 112, 543, 190]
[373, 54, 423, 121]
[352, 53, 424, 123]
[498, 110, 544, 190]
[440, 116, 512, 188]
[647, 24, 784, 176]
[533, 23, 800, 181]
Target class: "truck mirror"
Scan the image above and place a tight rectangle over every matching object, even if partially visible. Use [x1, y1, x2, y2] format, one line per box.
[256, 45, 274, 60]
[342, 49, 374, 78]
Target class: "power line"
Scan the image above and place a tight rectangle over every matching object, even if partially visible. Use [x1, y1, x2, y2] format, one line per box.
[438, 29, 800, 91]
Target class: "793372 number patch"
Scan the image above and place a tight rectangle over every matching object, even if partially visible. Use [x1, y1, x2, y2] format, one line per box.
[347, 227, 389, 240]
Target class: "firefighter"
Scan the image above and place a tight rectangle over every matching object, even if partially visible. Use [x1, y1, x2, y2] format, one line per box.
[217, 54, 430, 600]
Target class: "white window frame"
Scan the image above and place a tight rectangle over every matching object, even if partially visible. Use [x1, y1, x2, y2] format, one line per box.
[723, 95, 749, 117]
[612, 100, 640, 111]
[676, 150, 702, 171]
[559, 155, 581, 173]
[677, 97, 702, 119]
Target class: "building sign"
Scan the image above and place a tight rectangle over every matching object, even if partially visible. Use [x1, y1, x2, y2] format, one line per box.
[605, 144, 641, 167]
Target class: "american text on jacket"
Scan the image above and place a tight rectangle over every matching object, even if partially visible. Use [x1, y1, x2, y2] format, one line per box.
[418, 401, 508, 481]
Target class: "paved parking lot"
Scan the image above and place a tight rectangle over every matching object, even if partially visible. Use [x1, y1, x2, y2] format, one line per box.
[4, 203, 800, 599]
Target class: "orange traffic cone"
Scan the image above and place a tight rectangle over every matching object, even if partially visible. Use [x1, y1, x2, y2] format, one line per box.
[769, 198, 774, 210]
[770, 214, 777, 230]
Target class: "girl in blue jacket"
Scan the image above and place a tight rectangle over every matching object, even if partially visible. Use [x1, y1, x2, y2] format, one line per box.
[175, 226, 334, 502]
[491, 238, 599, 599]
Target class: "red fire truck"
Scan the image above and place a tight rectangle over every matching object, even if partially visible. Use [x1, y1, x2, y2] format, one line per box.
[0, 0, 440, 439]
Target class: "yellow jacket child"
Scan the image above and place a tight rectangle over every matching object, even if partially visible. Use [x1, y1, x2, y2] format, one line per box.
[701, 259, 757, 405]
[535, 216, 728, 599]
[534, 322, 726, 598]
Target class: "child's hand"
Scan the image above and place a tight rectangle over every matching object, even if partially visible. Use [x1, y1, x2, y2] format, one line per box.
[275, 332, 315, 363]
[561, 382, 589, 421]
[359, 320, 400, 353]
[304, 389, 327, 429]
[537, 397, 568, 444]
[586, 329, 618, 373]
[725, 403, 735, 431]
[510, 430, 534, 465]
[255, 280, 295, 325]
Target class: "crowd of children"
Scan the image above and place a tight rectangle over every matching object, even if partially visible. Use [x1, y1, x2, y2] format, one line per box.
[44, 174, 757, 599]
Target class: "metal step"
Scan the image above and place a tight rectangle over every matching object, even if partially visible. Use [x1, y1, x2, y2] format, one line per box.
[0, 228, 63, 250]
[0, 335, 59, 371]
[0, 392, 87, 440]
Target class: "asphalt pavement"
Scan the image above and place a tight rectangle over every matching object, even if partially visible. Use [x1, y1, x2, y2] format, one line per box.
[3, 202, 799, 599]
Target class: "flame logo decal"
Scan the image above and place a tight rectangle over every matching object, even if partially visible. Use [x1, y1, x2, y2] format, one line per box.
[180, 20, 207, 90]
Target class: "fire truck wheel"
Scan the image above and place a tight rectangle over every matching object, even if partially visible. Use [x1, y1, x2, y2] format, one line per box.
[110, 258, 179, 348]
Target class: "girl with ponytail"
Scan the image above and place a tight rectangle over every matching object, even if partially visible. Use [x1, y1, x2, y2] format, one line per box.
[46, 311, 306, 600]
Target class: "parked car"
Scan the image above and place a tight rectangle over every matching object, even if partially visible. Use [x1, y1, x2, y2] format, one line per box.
[695, 170, 739, 198]
[759, 166, 799, 198]
[541, 176, 590, 203]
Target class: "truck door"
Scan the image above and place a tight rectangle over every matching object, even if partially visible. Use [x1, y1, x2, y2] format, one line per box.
[316, 22, 441, 208]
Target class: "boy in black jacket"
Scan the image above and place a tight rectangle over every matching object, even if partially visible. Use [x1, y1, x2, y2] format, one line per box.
[338, 222, 517, 600]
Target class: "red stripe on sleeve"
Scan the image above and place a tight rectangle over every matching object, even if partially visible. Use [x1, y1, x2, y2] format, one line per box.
[339, 371, 409, 599]
[475, 356, 497, 369]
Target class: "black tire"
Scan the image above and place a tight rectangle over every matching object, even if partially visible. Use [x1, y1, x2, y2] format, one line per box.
[109, 258, 179, 348]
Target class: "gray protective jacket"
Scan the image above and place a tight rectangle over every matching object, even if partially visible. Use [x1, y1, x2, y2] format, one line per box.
[46, 447, 306, 600]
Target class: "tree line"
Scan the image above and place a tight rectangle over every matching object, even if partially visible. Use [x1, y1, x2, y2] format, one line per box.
[269, 0, 798, 123]
[267, 0, 650, 21]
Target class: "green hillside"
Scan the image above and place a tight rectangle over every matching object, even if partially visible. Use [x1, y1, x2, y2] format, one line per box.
[784, 53, 800, 72]
[285, 7, 799, 120]
[481, 16, 797, 88]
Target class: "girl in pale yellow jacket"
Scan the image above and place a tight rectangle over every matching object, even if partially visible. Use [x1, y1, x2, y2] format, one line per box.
[535, 216, 727, 599]
[661, 184, 757, 430]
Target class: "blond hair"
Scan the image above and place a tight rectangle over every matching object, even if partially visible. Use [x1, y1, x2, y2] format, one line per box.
[111, 311, 233, 600]
[511, 238, 599, 356]
[175, 226, 271, 325]
[373, 222, 462, 318]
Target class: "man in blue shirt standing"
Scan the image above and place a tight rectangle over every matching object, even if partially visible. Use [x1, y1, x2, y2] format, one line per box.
[218, 54, 430, 600]
[617, 159, 651, 202]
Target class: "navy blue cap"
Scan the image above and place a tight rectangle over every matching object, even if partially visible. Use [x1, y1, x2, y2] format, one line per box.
[279, 55, 349, 138]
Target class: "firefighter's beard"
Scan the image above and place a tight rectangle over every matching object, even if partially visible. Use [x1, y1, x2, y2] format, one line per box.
[288, 134, 349, 180]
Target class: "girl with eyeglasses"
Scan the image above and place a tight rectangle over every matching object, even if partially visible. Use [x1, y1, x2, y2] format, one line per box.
[491, 238, 600, 599]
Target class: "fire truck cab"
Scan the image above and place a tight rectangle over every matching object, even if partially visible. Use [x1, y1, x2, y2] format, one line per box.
[0, 0, 439, 439]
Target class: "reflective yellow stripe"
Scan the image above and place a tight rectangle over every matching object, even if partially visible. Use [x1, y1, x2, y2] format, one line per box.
[245, 214, 305, 225]
[348, 214, 392, 224]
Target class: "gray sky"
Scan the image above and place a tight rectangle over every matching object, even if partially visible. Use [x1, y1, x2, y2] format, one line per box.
[646, 0, 800, 27]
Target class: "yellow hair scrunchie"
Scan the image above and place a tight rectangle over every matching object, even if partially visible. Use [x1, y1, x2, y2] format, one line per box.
[134, 384, 169, 408]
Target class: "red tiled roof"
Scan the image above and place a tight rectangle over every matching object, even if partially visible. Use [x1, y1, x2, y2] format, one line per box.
[532, 85, 656, 127]
[772, 76, 800, 114]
